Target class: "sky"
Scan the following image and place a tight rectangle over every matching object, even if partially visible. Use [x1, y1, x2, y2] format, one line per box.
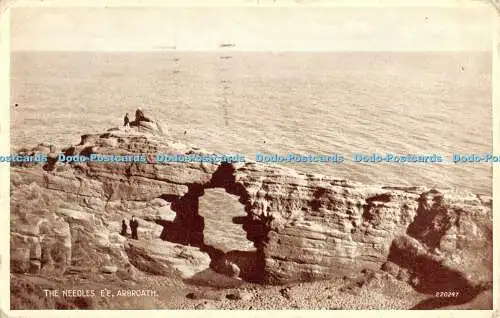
[9, 3, 495, 51]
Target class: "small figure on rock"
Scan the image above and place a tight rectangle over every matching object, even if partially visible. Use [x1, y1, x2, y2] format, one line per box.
[129, 216, 139, 240]
[123, 113, 130, 127]
[43, 144, 58, 172]
[120, 219, 128, 236]
[135, 107, 152, 123]
[127, 107, 167, 135]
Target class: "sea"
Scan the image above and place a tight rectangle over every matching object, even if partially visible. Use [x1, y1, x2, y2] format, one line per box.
[10, 51, 492, 195]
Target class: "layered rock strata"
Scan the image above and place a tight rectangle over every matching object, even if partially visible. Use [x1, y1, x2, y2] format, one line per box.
[10, 123, 492, 299]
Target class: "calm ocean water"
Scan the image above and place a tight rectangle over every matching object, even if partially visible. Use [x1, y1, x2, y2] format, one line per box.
[11, 51, 492, 195]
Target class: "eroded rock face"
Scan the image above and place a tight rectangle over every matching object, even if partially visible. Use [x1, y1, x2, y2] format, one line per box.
[234, 169, 492, 286]
[10, 123, 492, 292]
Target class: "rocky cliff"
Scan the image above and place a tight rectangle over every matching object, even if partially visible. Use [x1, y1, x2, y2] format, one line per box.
[10, 121, 492, 301]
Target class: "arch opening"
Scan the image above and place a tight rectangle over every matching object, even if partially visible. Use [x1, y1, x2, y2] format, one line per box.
[155, 163, 267, 284]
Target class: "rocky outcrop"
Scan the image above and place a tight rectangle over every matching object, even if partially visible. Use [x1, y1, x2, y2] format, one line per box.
[233, 167, 491, 288]
[10, 120, 492, 296]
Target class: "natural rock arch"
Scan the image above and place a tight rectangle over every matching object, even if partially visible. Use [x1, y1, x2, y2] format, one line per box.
[155, 162, 268, 283]
[10, 125, 493, 294]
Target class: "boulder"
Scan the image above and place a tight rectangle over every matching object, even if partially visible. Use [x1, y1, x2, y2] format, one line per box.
[124, 240, 210, 278]
[101, 265, 118, 274]
[381, 261, 400, 277]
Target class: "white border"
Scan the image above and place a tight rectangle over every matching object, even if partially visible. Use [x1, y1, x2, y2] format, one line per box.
[1, 1, 498, 317]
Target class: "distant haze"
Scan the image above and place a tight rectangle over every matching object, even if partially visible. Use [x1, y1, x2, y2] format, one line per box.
[11, 5, 493, 52]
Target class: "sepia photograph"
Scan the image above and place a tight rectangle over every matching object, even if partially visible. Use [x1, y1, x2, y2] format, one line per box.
[5, 0, 496, 311]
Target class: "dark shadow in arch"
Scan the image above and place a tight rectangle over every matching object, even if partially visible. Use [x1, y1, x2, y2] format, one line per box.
[155, 163, 268, 284]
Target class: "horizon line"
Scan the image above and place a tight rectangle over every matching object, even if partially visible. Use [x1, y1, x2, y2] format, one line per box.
[10, 49, 493, 53]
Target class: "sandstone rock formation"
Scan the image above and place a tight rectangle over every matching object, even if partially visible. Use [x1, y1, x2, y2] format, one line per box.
[10, 119, 492, 304]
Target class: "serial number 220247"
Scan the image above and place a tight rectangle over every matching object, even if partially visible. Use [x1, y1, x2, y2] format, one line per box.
[435, 291, 460, 298]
